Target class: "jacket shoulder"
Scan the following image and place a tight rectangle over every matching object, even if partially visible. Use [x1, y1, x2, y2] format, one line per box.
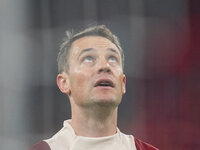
[134, 137, 159, 150]
[28, 141, 51, 150]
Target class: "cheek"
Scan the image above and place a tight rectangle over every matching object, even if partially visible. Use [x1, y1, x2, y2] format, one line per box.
[70, 68, 90, 91]
[114, 69, 125, 90]
[115, 68, 124, 80]
[69, 75, 87, 101]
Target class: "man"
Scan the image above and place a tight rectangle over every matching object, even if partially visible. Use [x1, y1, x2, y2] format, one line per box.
[30, 25, 158, 150]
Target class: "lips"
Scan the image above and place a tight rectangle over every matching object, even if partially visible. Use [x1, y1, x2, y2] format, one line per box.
[94, 78, 114, 88]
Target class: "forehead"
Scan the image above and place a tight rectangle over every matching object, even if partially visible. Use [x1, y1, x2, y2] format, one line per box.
[70, 36, 119, 54]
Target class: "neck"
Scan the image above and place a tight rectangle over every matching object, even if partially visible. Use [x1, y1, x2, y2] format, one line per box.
[69, 102, 118, 137]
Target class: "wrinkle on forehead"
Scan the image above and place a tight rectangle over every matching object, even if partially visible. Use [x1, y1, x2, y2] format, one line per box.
[70, 36, 120, 56]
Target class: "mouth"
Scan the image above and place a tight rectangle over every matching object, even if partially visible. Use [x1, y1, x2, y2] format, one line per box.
[94, 79, 114, 88]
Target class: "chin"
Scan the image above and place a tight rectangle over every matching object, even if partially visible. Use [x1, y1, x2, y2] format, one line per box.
[92, 96, 121, 107]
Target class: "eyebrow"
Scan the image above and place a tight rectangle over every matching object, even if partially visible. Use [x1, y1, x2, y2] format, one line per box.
[78, 47, 119, 58]
[78, 48, 95, 58]
[107, 48, 119, 55]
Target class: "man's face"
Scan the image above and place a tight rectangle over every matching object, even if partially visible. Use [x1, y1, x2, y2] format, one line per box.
[66, 36, 126, 107]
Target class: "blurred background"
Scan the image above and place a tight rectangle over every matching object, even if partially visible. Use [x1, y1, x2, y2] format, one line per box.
[0, 0, 199, 149]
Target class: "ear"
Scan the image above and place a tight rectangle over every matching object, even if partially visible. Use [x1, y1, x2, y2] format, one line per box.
[122, 74, 126, 94]
[57, 72, 71, 95]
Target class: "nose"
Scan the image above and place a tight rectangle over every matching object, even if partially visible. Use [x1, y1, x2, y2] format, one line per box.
[99, 67, 111, 73]
[98, 58, 111, 74]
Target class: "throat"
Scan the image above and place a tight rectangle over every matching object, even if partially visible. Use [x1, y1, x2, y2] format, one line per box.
[71, 107, 118, 137]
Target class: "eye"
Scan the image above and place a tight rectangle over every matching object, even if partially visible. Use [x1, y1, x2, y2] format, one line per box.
[108, 56, 118, 63]
[83, 56, 94, 63]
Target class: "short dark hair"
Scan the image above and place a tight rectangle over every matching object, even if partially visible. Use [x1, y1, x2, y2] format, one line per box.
[57, 25, 124, 73]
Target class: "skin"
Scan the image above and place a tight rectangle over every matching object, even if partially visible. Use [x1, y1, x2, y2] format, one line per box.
[57, 36, 126, 137]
